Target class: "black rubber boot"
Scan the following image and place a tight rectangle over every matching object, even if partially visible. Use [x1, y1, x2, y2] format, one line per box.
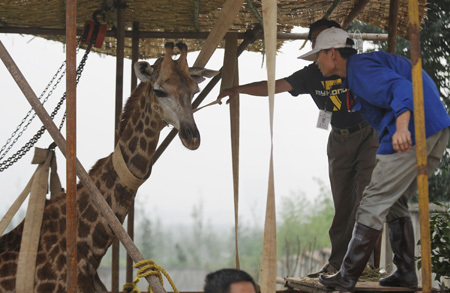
[379, 217, 418, 288]
[307, 263, 338, 278]
[319, 223, 381, 292]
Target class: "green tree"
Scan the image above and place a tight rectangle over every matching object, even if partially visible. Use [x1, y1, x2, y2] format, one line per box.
[277, 179, 333, 254]
[138, 215, 155, 259]
[167, 199, 229, 268]
[235, 215, 264, 279]
[277, 179, 334, 276]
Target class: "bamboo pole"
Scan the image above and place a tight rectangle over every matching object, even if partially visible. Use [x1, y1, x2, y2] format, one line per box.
[341, 0, 371, 29]
[408, 1, 432, 292]
[65, 0, 78, 291]
[0, 26, 390, 41]
[112, 1, 126, 291]
[193, 0, 245, 68]
[387, 0, 399, 53]
[126, 20, 140, 285]
[0, 40, 167, 293]
[259, 0, 277, 292]
[222, 33, 240, 268]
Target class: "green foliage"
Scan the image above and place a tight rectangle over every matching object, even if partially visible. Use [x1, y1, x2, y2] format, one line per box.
[138, 215, 155, 259]
[417, 202, 450, 289]
[277, 179, 333, 255]
[429, 148, 450, 202]
[276, 180, 334, 276]
[235, 219, 264, 279]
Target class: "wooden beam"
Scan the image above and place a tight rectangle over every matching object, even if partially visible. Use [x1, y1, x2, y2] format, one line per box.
[341, 0, 371, 29]
[126, 21, 140, 285]
[0, 27, 389, 41]
[65, 0, 78, 291]
[387, 0, 399, 53]
[222, 32, 240, 268]
[408, 0, 432, 291]
[193, 0, 245, 68]
[112, 1, 126, 292]
[259, 0, 277, 292]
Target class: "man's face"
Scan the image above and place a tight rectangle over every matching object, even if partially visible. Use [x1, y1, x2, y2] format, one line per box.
[229, 281, 256, 293]
[315, 49, 335, 77]
[310, 26, 336, 77]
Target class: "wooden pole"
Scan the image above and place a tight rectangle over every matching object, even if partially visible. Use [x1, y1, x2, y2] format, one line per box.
[0, 26, 390, 41]
[341, 0, 371, 29]
[408, 0, 432, 292]
[193, 0, 245, 68]
[222, 32, 240, 268]
[259, 0, 277, 292]
[126, 21, 140, 284]
[0, 40, 167, 293]
[65, 0, 78, 291]
[387, 0, 399, 53]
[112, 1, 126, 291]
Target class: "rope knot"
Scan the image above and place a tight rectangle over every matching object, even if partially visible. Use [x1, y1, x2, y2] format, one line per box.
[122, 260, 179, 293]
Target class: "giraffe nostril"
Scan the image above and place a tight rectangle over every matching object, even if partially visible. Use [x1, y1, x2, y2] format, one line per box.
[179, 124, 200, 150]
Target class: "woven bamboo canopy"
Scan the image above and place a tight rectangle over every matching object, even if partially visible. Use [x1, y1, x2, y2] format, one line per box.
[0, 0, 427, 59]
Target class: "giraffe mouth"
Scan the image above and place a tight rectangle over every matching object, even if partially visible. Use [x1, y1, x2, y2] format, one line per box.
[179, 123, 200, 150]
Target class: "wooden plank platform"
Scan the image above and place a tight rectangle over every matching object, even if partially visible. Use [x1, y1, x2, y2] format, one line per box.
[284, 277, 419, 293]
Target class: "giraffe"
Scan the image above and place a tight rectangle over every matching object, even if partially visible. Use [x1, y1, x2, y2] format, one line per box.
[0, 42, 218, 293]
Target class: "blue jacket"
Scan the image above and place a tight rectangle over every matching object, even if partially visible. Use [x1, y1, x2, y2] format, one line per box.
[343, 51, 450, 154]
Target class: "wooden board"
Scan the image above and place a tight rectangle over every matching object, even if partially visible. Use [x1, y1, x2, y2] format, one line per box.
[284, 277, 419, 292]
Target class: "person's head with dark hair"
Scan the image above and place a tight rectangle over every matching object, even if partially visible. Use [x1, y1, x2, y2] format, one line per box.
[299, 27, 357, 78]
[308, 19, 341, 47]
[204, 269, 257, 293]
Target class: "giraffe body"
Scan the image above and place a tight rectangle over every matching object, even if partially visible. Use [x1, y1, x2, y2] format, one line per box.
[0, 42, 218, 293]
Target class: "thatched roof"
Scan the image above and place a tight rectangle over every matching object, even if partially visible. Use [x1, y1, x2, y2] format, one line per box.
[0, 0, 427, 59]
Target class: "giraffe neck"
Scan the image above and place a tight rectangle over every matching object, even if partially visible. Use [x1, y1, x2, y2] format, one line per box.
[76, 82, 164, 275]
[0, 42, 206, 291]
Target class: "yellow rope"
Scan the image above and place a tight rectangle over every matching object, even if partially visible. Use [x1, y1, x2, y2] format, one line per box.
[122, 260, 179, 293]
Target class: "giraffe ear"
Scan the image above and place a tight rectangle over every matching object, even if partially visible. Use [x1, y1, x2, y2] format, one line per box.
[134, 61, 154, 82]
[189, 67, 220, 84]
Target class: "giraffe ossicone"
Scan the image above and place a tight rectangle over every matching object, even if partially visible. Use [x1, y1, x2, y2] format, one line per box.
[0, 41, 219, 293]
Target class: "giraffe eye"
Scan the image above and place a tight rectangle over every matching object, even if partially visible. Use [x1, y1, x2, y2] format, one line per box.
[153, 89, 167, 98]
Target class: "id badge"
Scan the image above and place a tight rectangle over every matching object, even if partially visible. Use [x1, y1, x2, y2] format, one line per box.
[316, 110, 332, 130]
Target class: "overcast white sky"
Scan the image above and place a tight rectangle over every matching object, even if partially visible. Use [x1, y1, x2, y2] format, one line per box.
[0, 27, 330, 230]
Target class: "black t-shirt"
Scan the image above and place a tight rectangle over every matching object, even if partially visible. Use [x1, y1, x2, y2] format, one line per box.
[284, 63, 366, 129]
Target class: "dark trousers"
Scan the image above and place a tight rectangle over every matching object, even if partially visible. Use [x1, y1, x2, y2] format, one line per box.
[326, 125, 379, 269]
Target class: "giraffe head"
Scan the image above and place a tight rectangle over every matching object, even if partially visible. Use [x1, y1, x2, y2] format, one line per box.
[134, 42, 218, 150]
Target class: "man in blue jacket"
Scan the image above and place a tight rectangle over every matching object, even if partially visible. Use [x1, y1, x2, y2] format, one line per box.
[299, 27, 450, 291]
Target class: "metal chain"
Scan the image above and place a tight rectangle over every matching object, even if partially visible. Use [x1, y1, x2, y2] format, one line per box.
[0, 31, 97, 172]
[0, 60, 67, 161]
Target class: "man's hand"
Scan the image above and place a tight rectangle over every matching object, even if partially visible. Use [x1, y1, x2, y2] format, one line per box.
[217, 86, 240, 104]
[392, 128, 412, 153]
[392, 110, 412, 153]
